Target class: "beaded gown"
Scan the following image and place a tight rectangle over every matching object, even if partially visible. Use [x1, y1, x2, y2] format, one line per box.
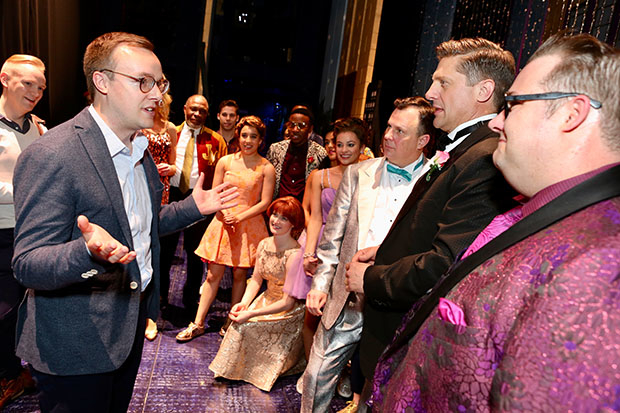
[143, 128, 173, 204]
[209, 239, 305, 391]
[195, 158, 269, 267]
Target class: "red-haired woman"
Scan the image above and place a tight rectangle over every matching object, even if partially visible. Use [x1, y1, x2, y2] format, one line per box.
[176, 116, 275, 342]
[209, 196, 306, 391]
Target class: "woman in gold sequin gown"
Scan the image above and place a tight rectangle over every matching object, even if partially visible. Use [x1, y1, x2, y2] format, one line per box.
[209, 197, 307, 391]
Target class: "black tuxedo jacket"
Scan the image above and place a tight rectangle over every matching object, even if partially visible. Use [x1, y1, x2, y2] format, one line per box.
[359, 125, 516, 378]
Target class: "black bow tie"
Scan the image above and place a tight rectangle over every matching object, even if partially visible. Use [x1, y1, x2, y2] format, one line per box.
[436, 121, 487, 151]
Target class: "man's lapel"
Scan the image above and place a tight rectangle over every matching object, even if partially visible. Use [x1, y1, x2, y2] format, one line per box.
[388, 125, 496, 235]
[280, 140, 291, 168]
[276, 140, 290, 190]
[74, 108, 133, 248]
[388, 164, 620, 354]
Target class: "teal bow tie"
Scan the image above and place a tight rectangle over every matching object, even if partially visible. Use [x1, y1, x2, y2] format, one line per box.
[386, 164, 412, 182]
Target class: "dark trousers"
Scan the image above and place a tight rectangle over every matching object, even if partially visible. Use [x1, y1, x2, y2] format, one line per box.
[161, 186, 211, 310]
[31, 297, 147, 413]
[350, 345, 364, 394]
[0, 228, 24, 380]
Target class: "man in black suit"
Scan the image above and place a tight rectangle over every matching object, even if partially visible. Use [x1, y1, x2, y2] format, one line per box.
[344, 38, 517, 396]
[11, 32, 237, 412]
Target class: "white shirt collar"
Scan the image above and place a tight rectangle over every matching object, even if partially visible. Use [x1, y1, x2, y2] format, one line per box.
[88, 105, 148, 158]
[386, 153, 425, 173]
[446, 114, 496, 142]
[443, 114, 496, 153]
[183, 123, 201, 136]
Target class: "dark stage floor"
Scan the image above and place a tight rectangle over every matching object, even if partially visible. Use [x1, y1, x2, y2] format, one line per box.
[3, 237, 348, 412]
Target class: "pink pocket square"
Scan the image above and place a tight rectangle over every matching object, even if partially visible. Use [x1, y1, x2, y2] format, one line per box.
[438, 298, 467, 327]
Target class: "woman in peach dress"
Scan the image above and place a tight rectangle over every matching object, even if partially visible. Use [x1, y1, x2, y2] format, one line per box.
[176, 116, 275, 342]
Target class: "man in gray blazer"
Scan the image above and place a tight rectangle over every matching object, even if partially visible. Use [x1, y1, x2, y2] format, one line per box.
[11, 32, 237, 412]
[300, 97, 436, 412]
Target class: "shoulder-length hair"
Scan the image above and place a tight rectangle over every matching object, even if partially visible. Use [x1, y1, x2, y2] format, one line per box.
[267, 196, 305, 239]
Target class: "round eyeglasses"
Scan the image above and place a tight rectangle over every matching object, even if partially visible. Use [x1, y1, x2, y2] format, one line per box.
[99, 69, 170, 94]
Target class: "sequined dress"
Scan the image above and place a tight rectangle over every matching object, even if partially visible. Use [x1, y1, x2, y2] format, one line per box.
[209, 239, 305, 391]
[195, 158, 269, 267]
[143, 128, 172, 204]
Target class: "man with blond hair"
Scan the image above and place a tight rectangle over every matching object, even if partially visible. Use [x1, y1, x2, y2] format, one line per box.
[11, 32, 237, 412]
[372, 33, 620, 412]
[0, 53, 46, 409]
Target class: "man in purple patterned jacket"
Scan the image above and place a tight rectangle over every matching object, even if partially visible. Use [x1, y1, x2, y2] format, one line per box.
[371, 33, 620, 412]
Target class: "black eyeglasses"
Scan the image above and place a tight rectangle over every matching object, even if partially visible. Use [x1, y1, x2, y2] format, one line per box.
[99, 69, 170, 94]
[502, 92, 602, 117]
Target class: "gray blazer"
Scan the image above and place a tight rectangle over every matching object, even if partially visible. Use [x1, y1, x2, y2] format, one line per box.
[11, 107, 203, 375]
[312, 157, 386, 330]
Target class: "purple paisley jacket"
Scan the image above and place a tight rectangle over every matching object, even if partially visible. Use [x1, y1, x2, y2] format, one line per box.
[372, 167, 620, 412]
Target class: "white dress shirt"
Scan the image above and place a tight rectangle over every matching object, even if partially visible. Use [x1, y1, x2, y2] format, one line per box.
[89, 105, 153, 291]
[364, 154, 426, 249]
[444, 114, 496, 153]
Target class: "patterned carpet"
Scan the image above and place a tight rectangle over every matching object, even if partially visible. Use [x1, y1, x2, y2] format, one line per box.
[3, 236, 348, 412]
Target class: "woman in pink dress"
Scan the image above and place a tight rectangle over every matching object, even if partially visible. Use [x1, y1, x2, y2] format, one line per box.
[176, 116, 276, 342]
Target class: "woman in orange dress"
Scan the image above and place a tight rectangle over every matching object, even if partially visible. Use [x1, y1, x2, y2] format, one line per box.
[176, 116, 276, 342]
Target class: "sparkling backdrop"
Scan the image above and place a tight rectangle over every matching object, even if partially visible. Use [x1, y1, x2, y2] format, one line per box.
[408, 0, 619, 97]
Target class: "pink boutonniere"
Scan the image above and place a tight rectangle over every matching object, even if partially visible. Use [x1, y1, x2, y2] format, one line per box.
[425, 150, 449, 181]
[307, 156, 315, 164]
